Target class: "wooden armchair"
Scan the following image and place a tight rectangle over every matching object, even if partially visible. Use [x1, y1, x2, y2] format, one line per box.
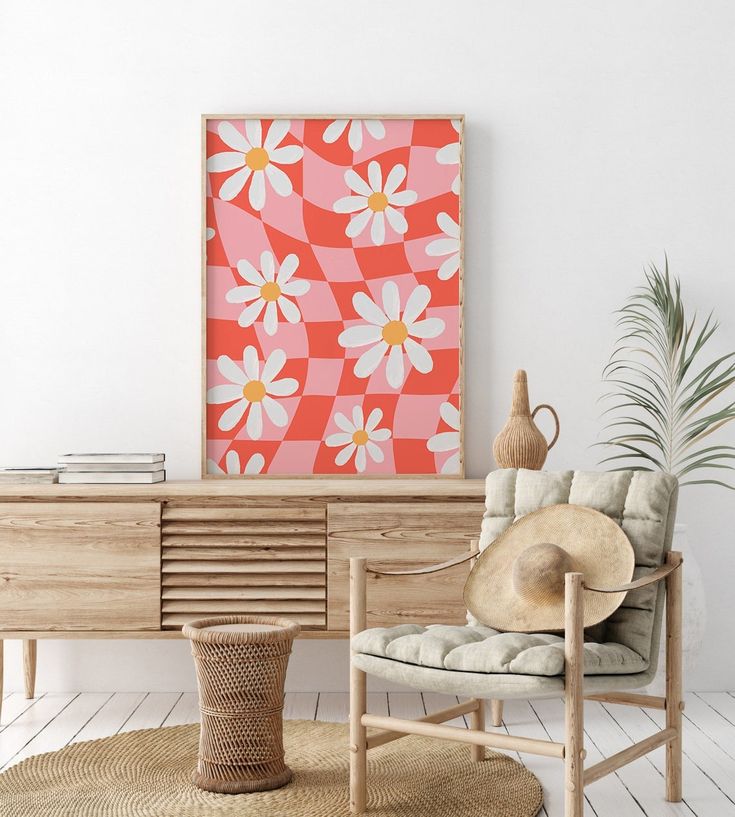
[348, 469, 682, 817]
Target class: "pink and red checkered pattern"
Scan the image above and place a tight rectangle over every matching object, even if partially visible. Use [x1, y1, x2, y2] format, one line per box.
[205, 118, 461, 475]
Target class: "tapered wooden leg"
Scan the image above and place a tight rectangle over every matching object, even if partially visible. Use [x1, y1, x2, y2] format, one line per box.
[350, 558, 367, 814]
[665, 551, 683, 802]
[0, 639, 4, 724]
[23, 640, 37, 700]
[565, 572, 585, 817]
[490, 699, 504, 727]
[470, 699, 485, 761]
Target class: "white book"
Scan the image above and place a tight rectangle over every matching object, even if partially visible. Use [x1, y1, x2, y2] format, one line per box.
[58, 453, 165, 464]
[58, 470, 166, 484]
[62, 462, 164, 473]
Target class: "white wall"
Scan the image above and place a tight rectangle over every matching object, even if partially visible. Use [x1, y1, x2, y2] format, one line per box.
[1, 0, 734, 693]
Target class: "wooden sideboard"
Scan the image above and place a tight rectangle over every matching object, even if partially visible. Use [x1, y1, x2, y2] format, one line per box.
[0, 479, 485, 701]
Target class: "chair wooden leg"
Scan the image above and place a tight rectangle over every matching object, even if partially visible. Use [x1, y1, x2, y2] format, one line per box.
[490, 699, 504, 727]
[565, 573, 585, 817]
[665, 551, 683, 802]
[470, 699, 485, 761]
[349, 558, 367, 814]
[23, 640, 37, 700]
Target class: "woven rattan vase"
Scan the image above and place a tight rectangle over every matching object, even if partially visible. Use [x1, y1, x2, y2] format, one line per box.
[493, 369, 560, 469]
[183, 615, 300, 794]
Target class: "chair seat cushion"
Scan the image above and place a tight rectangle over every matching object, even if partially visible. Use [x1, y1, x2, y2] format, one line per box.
[351, 624, 648, 677]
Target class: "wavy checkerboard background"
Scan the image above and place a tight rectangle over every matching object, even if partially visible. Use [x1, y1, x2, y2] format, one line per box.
[204, 117, 462, 476]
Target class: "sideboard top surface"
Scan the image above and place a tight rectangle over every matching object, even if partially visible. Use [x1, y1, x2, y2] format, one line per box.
[0, 478, 486, 501]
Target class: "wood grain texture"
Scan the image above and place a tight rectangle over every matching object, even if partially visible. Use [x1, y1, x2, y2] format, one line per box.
[162, 599, 323, 613]
[584, 692, 666, 710]
[583, 727, 676, 786]
[328, 501, 483, 629]
[1, 482, 484, 640]
[162, 506, 325, 521]
[0, 479, 485, 501]
[361, 714, 565, 758]
[0, 503, 160, 631]
[160, 503, 326, 630]
[162, 521, 323, 535]
[162, 586, 324, 600]
[162, 535, 322, 548]
[666, 550, 683, 802]
[470, 699, 485, 762]
[564, 572, 585, 817]
[23, 640, 36, 699]
[349, 557, 367, 814]
[162, 559, 324, 574]
[162, 572, 325, 587]
[162, 546, 325, 561]
[162, 612, 324, 628]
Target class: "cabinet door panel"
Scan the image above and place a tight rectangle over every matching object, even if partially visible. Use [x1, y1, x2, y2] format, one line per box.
[0, 502, 160, 631]
[161, 504, 326, 629]
[327, 501, 484, 630]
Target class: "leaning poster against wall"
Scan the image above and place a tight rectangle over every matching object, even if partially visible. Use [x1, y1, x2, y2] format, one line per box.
[202, 115, 463, 477]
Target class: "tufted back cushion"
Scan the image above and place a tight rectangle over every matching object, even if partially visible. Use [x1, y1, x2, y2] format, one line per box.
[472, 469, 679, 668]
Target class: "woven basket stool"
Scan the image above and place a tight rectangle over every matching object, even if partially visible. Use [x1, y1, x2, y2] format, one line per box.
[183, 615, 300, 794]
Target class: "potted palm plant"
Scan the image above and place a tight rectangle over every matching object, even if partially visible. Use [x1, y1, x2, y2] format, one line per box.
[600, 259, 735, 686]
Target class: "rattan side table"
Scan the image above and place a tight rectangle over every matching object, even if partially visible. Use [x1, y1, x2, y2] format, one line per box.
[183, 615, 300, 794]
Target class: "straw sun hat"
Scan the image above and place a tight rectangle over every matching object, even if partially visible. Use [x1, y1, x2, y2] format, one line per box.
[464, 504, 635, 633]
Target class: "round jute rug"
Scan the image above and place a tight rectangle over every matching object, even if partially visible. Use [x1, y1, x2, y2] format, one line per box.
[0, 720, 543, 817]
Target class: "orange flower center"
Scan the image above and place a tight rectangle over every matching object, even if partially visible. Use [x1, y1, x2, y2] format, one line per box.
[242, 380, 267, 402]
[245, 147, 269, 171]
[367, 191, 389, 212]
[260, 281, 281, 302]
[352, 429, 369, 446]
[381, 320, 408, 346]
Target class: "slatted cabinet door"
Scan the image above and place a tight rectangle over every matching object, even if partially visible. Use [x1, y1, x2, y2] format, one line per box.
[327, 502, 485, 631]
[0, 502, 160, 631]
[161, 505, 327, 629]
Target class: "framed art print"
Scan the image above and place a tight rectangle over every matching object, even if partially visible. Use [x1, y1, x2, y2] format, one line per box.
[202, 115, 463, 477]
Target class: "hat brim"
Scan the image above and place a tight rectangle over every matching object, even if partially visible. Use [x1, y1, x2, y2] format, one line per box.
[464, 504, 635, 632]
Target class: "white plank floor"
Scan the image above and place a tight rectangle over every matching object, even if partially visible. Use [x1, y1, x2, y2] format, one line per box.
[1, 691, 734, 817]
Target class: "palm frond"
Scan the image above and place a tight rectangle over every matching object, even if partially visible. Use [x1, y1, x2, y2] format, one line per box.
[599, 259, 735, 489]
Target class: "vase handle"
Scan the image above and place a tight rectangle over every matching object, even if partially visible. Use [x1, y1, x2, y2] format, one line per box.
[532, 404, 560, 451]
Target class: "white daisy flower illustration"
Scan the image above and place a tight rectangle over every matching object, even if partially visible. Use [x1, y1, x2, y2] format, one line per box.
[333, 161, 417, 246]
[206, 227, 216, 241]
[338, 281, 445, 389]
[322, 118, 385, 151]
[207, 450, 265, 476]
[206, 346, 298, 438]
[226, 251, 310, 336]
[325, 406, 391, 472]
[427, 402, 460, 475]
[436, 119, 461, 195]
[425, 212, 460, 280]
[206, 120, 303, 210]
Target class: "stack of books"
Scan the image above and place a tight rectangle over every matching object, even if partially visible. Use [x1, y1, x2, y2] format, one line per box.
[58, 453, 166, 483]
[0, 467, 59, 484]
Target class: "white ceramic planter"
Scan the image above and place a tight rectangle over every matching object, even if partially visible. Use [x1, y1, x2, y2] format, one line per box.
[647, 523, 706, 694]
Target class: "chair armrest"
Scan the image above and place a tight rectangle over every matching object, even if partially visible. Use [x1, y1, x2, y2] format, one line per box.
[366, 539, 479, 576]
[583, 552, 682, 594]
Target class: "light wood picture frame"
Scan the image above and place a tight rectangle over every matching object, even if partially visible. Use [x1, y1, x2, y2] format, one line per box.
[202, 115, 464, 478]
